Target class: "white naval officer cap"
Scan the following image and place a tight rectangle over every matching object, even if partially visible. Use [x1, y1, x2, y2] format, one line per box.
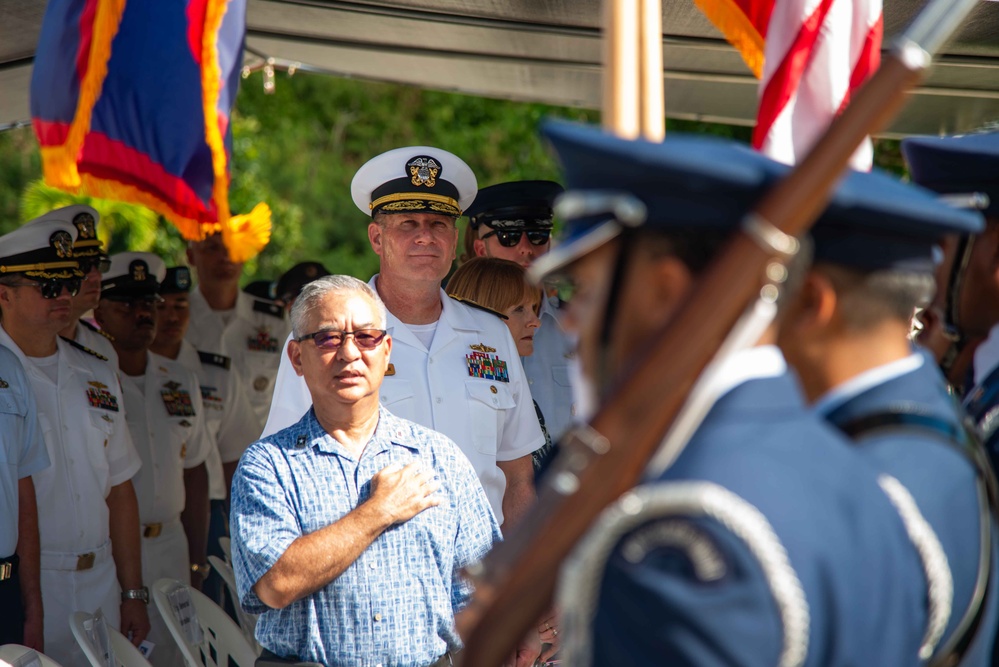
[0, 211, 83, 281]
[351, 146, 478, 218]
[101, 252, 167, 298]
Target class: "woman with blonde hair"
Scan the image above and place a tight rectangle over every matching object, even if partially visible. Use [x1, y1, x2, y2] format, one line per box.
[447, 257, 555, 477]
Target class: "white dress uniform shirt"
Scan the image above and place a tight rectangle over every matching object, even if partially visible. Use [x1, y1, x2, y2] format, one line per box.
[120, 352, 212, 524]
[176, 341, 261, 500]
[521, 295, 576, 442]
[262, 275, 544, 522]
[0, 325, 141, 667]
[186, 288, 291, 423]
[0, 346, 50, 556]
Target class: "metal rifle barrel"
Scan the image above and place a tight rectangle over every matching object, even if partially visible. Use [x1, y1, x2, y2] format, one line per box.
[454, 0, 982, 664]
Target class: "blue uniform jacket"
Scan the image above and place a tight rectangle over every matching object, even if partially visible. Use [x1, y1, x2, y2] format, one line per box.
[824, 359, 999, 665]
[570, 370, 929, 667]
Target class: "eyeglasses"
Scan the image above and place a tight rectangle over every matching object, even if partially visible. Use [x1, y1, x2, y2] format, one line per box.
[103, 294, 165, 311]
[78, 256, 112, 275]
[5, 278, 82, 299]
[296, 328, 388, 351]
[481, 229, 551, 248]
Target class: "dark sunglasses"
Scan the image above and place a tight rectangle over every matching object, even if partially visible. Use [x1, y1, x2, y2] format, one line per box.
[103, 294, 165, 311]
[296, 328, 388, 351]
[5, 278, 82, 299]
[481, 229, 551, 248]
[79, 256, 112, 275]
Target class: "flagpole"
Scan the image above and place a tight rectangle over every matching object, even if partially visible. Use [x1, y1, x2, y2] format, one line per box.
[639, 0, 665, 141]
[602, 0, 641, 138]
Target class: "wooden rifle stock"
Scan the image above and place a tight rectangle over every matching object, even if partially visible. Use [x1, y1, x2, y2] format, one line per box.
[455, 2, 980, 664]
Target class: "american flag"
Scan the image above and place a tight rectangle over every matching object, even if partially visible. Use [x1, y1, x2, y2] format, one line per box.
[697, 0, 883, 170]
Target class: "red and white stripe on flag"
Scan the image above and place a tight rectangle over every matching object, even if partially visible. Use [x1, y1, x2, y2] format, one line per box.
[753, 0, 883, 169]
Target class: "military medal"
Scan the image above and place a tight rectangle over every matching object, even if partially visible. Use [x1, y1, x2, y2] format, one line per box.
[86, 380, 119, 411]
[465, 348, 510, 382]
[161, 381, 195, 417]
[247, 327, 279, 353]
[253, 376, 269, 392]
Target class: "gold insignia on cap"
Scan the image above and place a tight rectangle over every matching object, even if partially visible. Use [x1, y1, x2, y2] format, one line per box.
[132, 262, 147, 281]
[469, 343, 496, 353]
[73, 213, 97, 239]
[407, 156, 440, 187]
[50, 231, 74, 258]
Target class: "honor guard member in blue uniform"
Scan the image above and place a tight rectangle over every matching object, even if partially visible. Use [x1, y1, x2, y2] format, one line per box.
[94, 253, 213, 667]
[264, 146, 544, 529]
[776, 167, 999, 665]
[0, 215, 148, 665]
[903, 133, 999, 461]
[463, 181, 577, 443]
[528, 121, 929, 667]
[150, 266, 261, 607]
[58, 205, 117, 362]
[186, 232, 292, 423]
[0, 347, 50, 649]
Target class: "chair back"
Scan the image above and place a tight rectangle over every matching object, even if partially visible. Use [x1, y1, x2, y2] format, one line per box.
[152, 578, 258, 667]
[218, 536, 231, 563]
[208, 554, 261, 653]
[0, 645, 65, 667]
[69, 611, 152, 667]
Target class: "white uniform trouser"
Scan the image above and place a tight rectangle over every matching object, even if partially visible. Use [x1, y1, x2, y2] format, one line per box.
[40, 541, 119, 667]
[140, 517, 190, 667]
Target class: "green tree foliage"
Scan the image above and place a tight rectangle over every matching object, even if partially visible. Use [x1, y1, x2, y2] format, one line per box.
[0, 71, 909, 286]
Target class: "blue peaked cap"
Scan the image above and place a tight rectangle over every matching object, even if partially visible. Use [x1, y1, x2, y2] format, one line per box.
[529, 121, 780, 279]
[812, 166, 984, 272]
[530, 120, 983, 280]
[902, 131, 999, 217]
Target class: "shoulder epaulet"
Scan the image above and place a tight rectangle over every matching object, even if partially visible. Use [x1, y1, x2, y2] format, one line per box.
[253, 299, 285, 319]
[60, 335, 109, 361]
[80, 319, 115, 341]
[448, 295, 508, 320]
[198, 350, 232, 370]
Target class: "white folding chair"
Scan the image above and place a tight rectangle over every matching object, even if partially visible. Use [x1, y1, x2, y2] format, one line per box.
[69, 611, 152, 667]
[207, 555, 260, 654]
[152, 578, 257, 667]
[0, 645, 65, 667]
[218, 537, 231, 564]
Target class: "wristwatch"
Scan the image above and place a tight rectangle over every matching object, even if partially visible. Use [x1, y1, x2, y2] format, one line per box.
[191, 562, 211, 577]
[121, 586, 149, 604]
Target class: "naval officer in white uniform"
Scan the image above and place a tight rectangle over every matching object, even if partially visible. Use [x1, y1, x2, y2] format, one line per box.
[94, 253, 213, 667]
[0, 214, 148, 665]
[263, 147, 543, 528]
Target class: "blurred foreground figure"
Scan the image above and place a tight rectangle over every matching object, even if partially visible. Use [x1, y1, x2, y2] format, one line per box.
[531, 122, 929, 667]
[231, 276, 498, 666]
[777, 168, 998, 665]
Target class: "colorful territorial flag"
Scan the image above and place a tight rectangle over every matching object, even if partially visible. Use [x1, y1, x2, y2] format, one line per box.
[30, 0, 270, 261]
[696, 0, 883, 170]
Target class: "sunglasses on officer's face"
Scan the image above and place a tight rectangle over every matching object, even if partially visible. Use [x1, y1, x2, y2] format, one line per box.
[5, 278, 82, 299]
[78, 256, 112, 275]
[481, 229, 552, 248]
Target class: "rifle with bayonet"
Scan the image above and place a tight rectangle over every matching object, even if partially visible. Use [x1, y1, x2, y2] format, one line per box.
[453, 0, 985, 665]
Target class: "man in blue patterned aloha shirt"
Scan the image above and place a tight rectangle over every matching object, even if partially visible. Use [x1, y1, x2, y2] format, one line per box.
[230, 274, 500, 667]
